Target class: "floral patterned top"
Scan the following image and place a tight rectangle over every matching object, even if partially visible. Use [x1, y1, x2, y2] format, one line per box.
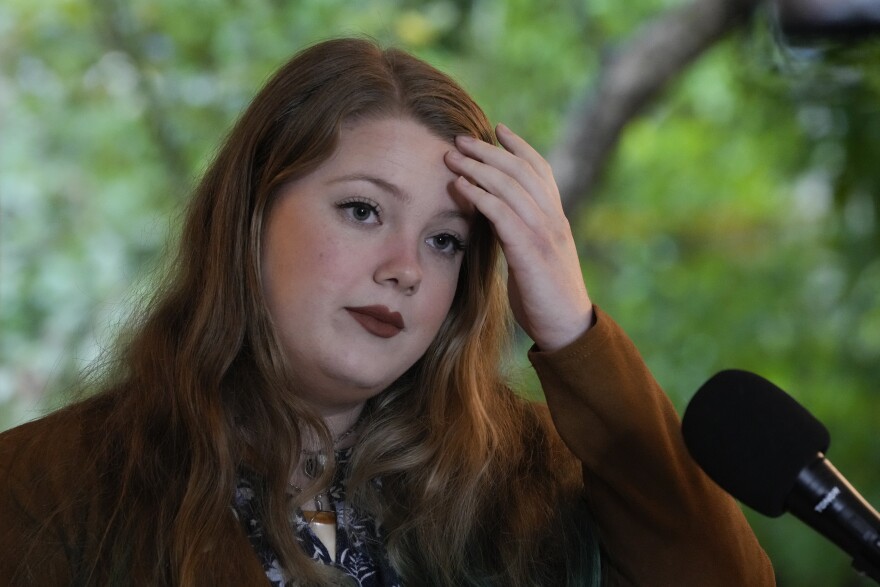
[232, 448, 402, 587]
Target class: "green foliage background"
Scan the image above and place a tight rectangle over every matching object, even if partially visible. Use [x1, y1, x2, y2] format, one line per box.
[1, 0, 878, 584]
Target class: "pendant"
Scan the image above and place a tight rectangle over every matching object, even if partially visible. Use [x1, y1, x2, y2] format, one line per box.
[303, 452, 326, 480]
[304, 510, 338, 562]
[305, 510, 337, 525]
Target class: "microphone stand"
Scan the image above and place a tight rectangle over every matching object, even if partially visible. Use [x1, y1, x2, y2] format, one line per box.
[853, 557, 880, 585]
[787, 458, 880, 585]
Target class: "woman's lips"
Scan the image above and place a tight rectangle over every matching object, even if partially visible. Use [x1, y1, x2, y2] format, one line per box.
[345, 306, 405, 338]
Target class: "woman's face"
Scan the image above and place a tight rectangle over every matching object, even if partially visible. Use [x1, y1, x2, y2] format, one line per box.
[262, 116, 473, 416]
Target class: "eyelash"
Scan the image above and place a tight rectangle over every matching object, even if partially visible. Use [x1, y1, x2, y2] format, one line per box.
[336, 198, 467, 256]
[337, 198, 381, 224]
[427, 233, 467, 256]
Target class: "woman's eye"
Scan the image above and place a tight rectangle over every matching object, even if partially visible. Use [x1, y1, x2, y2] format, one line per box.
[338, 201, 380, 224]
[428, 233, 466, 255]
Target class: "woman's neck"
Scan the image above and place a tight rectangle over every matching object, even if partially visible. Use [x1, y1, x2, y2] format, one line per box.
[324, 404, 364, 447]
[299, 401, 365, 452]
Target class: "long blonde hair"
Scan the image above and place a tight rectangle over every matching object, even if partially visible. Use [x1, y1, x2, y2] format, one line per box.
[60, 37, 600, 585]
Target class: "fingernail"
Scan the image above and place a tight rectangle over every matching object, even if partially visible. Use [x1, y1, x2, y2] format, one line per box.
[456, 135, 475, 145]
[447, 149, 463, 160]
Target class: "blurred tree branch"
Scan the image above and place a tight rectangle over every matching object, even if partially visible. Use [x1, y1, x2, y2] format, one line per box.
[90, 0, 191, 192]
[551, 0, 763, 216]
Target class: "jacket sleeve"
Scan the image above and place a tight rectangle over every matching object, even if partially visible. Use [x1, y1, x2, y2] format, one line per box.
[528, 306, 776, 586]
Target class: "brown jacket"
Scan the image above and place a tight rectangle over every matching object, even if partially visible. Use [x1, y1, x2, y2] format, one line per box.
[530, 307, 775, 585]
[0, 307, 775, 585]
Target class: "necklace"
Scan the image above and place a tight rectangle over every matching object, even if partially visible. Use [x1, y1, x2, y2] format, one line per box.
[288, 425, 358, 563]
[301, 423, 356, 488]
[288, 423, 358, 511]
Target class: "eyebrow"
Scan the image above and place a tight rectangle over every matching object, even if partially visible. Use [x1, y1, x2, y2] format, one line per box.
[329, 173, 413, 204]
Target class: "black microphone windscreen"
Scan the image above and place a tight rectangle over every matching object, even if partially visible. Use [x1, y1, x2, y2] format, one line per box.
[682, 369, 830, 517]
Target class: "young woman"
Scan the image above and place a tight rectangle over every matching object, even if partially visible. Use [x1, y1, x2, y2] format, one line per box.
[0, 38, 775, 586]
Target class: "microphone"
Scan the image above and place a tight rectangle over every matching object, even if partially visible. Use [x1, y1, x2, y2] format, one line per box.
[776, 0, 880, 39]
[681, 369, 880, 583]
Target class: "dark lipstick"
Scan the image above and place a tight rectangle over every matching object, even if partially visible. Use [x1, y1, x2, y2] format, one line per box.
[345, 306, 405, 338]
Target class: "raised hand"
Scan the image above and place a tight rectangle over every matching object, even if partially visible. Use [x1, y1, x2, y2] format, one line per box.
[444, 123, 594, 351]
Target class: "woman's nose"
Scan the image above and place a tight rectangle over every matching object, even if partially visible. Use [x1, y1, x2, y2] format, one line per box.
[374, 239, 422, 295]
